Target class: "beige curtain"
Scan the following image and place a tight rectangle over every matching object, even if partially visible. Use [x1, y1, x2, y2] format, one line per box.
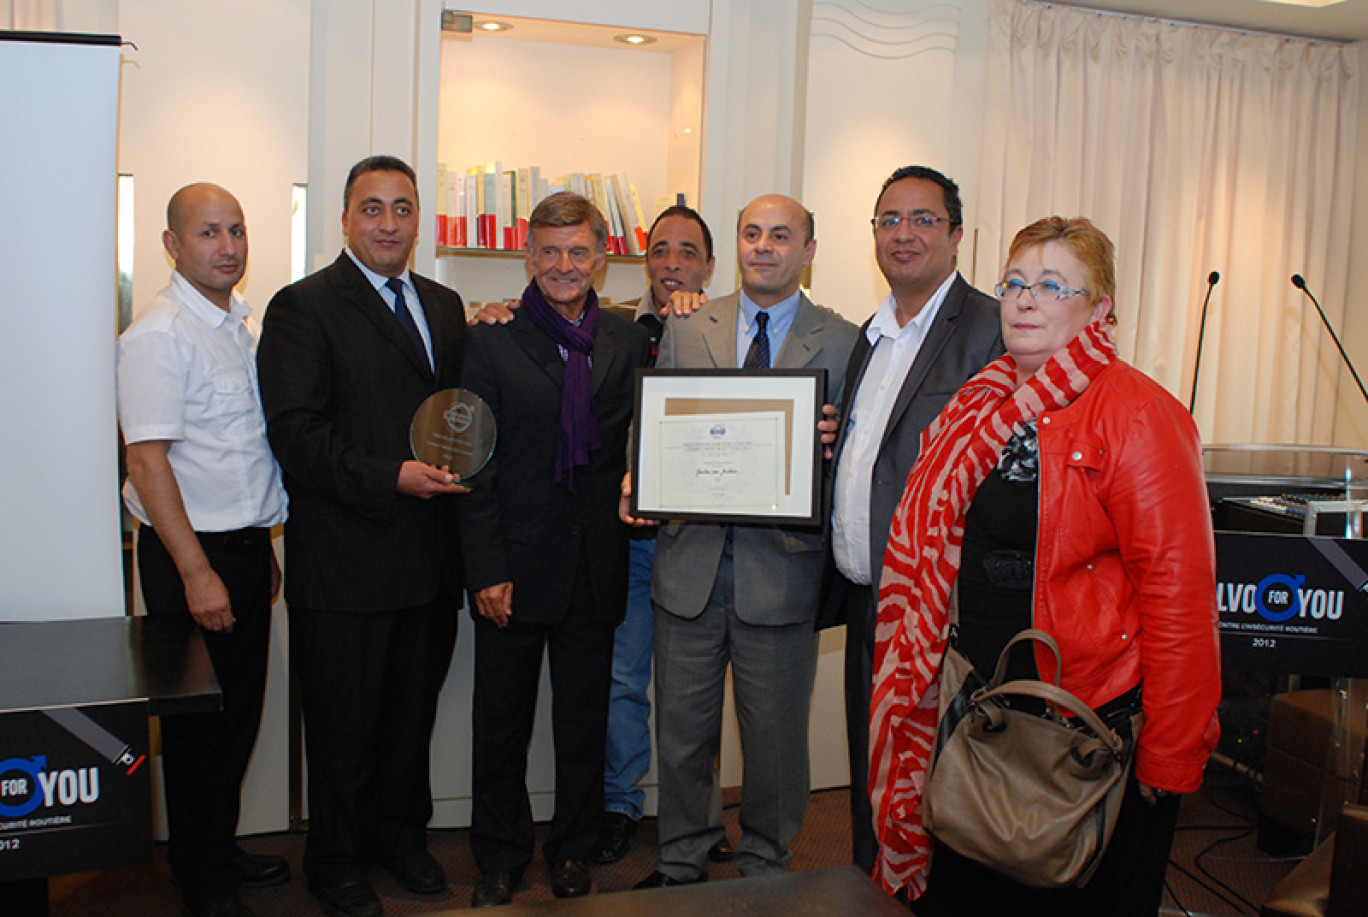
[3, 1, 57, 29]
[976, 0, 1359, 445]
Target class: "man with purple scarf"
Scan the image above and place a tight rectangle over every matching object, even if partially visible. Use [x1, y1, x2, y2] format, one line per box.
[459, 192, 651, 907]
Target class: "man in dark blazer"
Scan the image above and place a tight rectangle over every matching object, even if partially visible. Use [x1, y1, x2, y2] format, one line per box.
[257, 156, 467, 917]
[821, 166, 1003, 873]
[635, 195, 859, 887]
[460, 193, 650, 908]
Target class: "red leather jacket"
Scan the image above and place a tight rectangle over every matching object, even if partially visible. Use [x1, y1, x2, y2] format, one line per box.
[1032, 360, 1221, 793]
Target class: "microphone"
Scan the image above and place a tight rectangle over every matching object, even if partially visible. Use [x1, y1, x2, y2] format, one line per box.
[1292, 274, 1368, 407]
[1188, 271, 1220, 414]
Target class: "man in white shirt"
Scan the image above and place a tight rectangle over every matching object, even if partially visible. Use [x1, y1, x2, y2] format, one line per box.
[820, 166, 1002, 873]
[117, 183, 290, 917]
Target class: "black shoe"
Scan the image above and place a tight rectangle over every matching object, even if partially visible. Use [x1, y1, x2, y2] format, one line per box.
[380, 849, 446, 895]
[231, 846, 291, 889]
[634, 870, 706, 889]
[593, 812, 639, 864]
[708, 837, 735, 863]
[472, 870, 519, 907]
[550, 859, 591, 899]
[307, 874, 383, 917]
[184, 892, 256, 917]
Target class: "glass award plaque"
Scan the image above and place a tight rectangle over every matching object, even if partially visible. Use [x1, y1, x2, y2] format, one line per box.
[410, 388, 496, 479]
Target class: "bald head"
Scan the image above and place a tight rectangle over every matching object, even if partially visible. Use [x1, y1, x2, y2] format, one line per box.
[736, 194, 816, 307]
[163, 183, 248, 311]
[167, 183, 239, 235]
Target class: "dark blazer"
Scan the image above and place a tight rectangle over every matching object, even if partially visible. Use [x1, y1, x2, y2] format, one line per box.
[458, 308, 650, 626]
[650, 291, 860, 627]
[257, 253, 467, 612]
[818, 273, 1003, 626]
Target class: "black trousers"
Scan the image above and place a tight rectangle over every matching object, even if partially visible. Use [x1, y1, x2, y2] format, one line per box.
[290, 598, 458, 883]
[470, 561, 616, 874]
[138, 525, 273, 900]
[837, 574, 880, 875]
[914, 772, 1183, 917]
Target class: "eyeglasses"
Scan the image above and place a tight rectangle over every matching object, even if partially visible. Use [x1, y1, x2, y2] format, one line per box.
[993, 279, 1089, 302]
[871, 214, 952, 233]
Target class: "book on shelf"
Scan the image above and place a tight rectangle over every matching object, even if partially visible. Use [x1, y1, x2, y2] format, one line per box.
[627, 181, 649, 253]
[439, 161, 649, 256]
[436, 162, 450, 247]
[450, 169, 466, 247]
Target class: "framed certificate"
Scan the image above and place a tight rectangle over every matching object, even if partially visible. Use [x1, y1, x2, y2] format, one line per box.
[631, 368, 827, 525]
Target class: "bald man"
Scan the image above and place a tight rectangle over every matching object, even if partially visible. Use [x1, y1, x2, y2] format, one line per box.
[117, 184, 289, 917]
[633, 195, 859, 886]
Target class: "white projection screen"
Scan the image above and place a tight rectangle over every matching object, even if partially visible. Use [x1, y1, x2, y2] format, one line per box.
[0, 32, 124, 620]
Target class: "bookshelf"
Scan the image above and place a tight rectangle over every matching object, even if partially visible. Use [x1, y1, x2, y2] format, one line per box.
[432, 13, 704, 307]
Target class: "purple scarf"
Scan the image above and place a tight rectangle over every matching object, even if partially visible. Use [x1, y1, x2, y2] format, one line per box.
[520, 281, 601, 492]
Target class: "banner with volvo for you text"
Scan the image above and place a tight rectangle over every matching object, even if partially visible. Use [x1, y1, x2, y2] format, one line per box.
[1216, 532, 1368, 677]
[0, 701, 150, 881]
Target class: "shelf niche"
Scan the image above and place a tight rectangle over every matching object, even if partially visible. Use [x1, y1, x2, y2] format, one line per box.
[435, 14, 705, 305]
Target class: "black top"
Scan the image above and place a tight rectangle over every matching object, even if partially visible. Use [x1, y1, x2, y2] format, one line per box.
[956, 421, 1040, 682]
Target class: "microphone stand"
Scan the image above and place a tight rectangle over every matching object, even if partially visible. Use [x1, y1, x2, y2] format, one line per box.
[1188, 271, 1220, 414]
[1292, 274, 1368, 407]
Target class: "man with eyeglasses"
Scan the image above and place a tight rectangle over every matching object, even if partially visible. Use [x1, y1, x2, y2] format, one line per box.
[819, 165, 1003, 874]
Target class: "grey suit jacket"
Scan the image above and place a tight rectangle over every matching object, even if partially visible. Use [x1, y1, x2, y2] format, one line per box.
[651, 291, 860, 626]
[818, 273, 1003, 626]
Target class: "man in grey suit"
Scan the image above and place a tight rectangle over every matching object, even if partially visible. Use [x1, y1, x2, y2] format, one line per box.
[820, 165, 1003, 873]
[633, 194, 859, 887]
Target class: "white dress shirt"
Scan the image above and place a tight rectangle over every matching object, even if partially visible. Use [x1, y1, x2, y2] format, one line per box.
[832, 272, 955, 584]
[345, 248, 434, 369]
[117, 271, 288, 532]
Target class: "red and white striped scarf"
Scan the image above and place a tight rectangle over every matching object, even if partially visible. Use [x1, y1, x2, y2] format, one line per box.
[868, 319, 1117, 896]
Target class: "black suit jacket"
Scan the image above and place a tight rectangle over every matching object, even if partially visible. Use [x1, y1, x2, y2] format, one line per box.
[817, 273, 1003, 627]
[257, 253, 467, 612]
[458, 308, 650, 626]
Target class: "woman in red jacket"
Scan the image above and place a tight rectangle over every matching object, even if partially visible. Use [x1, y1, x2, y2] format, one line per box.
[868, 216, 1221, 915]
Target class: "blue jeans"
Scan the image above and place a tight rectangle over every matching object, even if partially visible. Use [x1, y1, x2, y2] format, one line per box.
[603, 537, 656, 819]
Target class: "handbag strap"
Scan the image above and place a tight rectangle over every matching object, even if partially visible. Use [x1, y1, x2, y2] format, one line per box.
[972, 679, 1126, 758]
[991, 628, 1063, 687]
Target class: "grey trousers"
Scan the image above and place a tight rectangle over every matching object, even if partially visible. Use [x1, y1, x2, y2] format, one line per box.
[652, 539, 819, 879]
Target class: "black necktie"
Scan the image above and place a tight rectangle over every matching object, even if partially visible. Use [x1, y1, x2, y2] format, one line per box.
[743, 310, 770, 369]
[386, 277, 428, 367]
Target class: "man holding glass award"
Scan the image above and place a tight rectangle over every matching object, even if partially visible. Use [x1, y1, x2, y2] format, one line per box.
[630, 195, 859, 886]
[257, 156, 468, 917]
[458, 193, 650, 907]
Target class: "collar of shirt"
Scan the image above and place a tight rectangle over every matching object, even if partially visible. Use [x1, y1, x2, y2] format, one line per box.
[168, 269, 252, 331]
[633, 285, 664, 322]
[344, 247, 433, 367]
[864, 270, 958, 347]
[737, 288, 801, 367]
[345, 247, 414, 300]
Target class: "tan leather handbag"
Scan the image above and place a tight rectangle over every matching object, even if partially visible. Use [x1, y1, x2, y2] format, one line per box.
[923, 628, 1141, 888]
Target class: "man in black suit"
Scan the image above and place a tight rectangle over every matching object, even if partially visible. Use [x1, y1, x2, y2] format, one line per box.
[459, 193, 649, 908]
[257, 155, 467, 917]
[821, 166, 1003, 873]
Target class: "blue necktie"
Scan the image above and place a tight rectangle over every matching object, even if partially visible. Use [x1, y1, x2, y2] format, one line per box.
[743, 310, 770, 369]
[386, 277, 428, 367]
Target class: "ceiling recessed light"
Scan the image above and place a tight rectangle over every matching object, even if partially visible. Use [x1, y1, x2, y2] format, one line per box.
[613, 33, 657, 46]
[476, 20, 512, 32]
[1256, 0, 1343, 6]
